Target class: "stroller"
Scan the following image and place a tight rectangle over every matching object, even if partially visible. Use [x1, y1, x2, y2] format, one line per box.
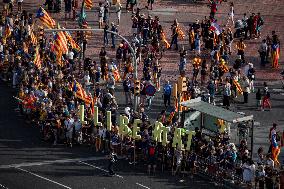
[234, 20, 246, 38]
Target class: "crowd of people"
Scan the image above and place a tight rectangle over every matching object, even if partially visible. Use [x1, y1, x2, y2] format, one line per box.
[0, 0, 283, 188]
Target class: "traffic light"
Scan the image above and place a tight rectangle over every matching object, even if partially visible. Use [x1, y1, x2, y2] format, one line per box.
[177, 76, 187, 93]
[134, 80, 140, 96]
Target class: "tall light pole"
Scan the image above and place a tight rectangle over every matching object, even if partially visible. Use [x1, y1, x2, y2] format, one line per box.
[44, 28, 138, 110]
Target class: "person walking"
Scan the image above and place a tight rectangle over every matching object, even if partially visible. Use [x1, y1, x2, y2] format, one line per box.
[110, 22, 118, 48]
[98, 2, 104, 29]
[256, 89, 262, 110]
[108, 148, 118, 176]
[227, 2, 234, 26]
[241, 76, 250, 104]
[223, 78, 231, 109]
[258, 39, 267, 67]
[170, 19, 178, 50]
[236, 38, 246, 62]
[271, 31, 280, 69]
[261, 82, 271, 111]
[103, 23, 109, 46]
[163, 81, 172, 108]
[123, 77, 132, 105]
[115, 1, 122, 25]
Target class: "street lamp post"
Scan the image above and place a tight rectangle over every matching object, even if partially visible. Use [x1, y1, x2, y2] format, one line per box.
[44, 28, 138, 110]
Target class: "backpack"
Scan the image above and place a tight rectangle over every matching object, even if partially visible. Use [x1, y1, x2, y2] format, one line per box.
[164, 85, 171, 96]
[149, 146, 155, 156]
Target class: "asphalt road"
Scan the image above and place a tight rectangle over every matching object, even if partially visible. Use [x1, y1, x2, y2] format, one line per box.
[0, 80, 218, 189]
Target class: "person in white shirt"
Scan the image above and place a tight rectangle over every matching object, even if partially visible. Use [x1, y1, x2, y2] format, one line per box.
[74, 116, 82, 144]
[227, 2, 234, 26]
[115, 2, 122, 25]
[64, 115, 74, 147]
[98, 2, 105, 29]
[98, 126, 106, 152]
[265, 154, 274, 169]
[242, 159, 255, 186]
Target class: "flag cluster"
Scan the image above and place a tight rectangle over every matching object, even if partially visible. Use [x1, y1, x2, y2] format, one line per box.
[36, 7, 56, 29]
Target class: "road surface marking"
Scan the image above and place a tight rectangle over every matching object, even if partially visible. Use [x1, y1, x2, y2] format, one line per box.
[136, 183, 151, 189]
[0, 139, 22, 142]
[272, 88, 284, 92]
[0, 156, 104, 169]
[0, 183, 8, 189]
[80, 161, 150, 188]
[79, 161, 124, 179]
[15, 167, 72, 189]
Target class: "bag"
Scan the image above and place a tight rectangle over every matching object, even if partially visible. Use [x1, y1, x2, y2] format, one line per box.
[149, 146, 155, 156]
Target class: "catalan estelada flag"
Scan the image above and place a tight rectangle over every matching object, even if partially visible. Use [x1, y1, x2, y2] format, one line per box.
[72, 80, 92, 104]
[53, 28, 68, 55]
[30, 31, 37, 45]
[33, 47, 41, 69]
[85, 0, 93, 9]
[36, 7, 56, 29]
[64, 30, 81, 51]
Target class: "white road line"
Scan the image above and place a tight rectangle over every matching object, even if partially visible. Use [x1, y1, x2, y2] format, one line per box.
[80, 161, 150, 188]
[0, 156, 104, 169]
[0, 183, 9, 189]
[15, 167, 72, 189]
[136, 183, 151, 189]
[0, 139, 22, 142]
[79, 161, 124, 179]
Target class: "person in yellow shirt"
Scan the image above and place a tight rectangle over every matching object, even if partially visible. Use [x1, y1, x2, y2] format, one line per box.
[236, 38, 246, 62]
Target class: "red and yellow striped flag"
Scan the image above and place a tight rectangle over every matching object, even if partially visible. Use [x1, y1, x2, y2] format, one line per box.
[233, 80, 243, 95]
[85, 0, 93, 9]
[33, 47, 42, 69]
[30, 31, 37, 45]
[53, 27, 68, 55]
[161, 32, 170, 49]
[64, 31, 81, 51]
[36, 7, 56, 29]
[5, 25, 12, 38]
[113, 69, 121, 82]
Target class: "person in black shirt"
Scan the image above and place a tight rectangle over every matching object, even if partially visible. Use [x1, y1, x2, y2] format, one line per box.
[170, 19, 178, 50]
[108, 148, 118, 176]
[104, 24, 109, 46]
